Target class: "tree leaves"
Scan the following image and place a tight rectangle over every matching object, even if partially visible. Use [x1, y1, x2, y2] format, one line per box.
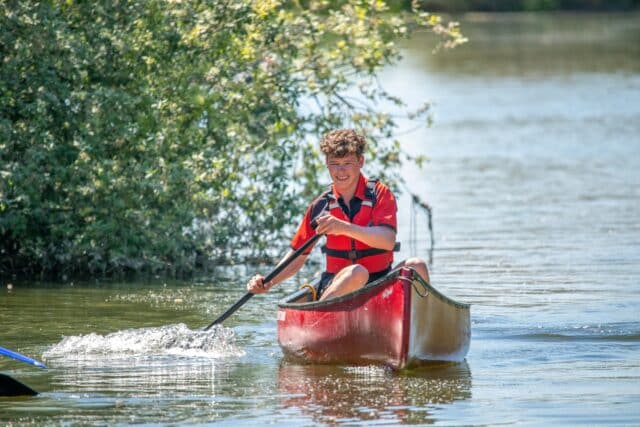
[0, 0, 464, 279]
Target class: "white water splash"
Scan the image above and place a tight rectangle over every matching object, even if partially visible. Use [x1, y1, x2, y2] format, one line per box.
[43, 323, 245, 361]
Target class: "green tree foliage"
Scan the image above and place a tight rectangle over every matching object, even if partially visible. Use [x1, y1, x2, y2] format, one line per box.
[0, 0, 465, 279]
[409, 0, 640, 12]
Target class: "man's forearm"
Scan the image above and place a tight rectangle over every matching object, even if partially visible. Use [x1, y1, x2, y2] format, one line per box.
[344, 224, 396, 251]
[266, 252, 307, 287]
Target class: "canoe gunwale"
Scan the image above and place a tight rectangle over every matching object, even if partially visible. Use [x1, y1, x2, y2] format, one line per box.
[278, 267, 469, 310]
[410, 273, 470, 310]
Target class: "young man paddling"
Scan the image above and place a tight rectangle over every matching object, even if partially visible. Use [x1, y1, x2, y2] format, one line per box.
[247, 129, 429, 300]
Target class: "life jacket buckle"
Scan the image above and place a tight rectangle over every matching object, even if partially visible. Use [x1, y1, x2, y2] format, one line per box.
[348, 250, 358, 261]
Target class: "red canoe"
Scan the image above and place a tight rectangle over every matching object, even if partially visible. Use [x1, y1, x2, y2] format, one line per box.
[277, 267, 470, 369]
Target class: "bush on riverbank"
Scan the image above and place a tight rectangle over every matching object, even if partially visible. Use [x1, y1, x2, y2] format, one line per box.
[403, 0, 640, 12]
[0, 1, 464, 280]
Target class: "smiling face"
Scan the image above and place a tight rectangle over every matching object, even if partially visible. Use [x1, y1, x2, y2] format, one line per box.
[326, 154, 364, 196]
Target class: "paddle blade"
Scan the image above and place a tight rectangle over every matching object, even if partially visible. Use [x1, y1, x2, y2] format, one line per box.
[0, 374, 38, 396]
[0, 346, 47, 369]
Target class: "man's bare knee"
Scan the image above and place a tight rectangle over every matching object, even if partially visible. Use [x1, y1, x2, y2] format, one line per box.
[404, 257, 424, 268]
[402, 257, 430, 282]
[345, 264, 369, 284]
[320, 264, 369, 300]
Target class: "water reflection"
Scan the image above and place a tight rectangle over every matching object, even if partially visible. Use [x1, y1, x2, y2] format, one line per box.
[40, 323, 244, 396]
[50, 358, 232, 396]
[407, 13, 640, 76]
[277, 361, 471, 424]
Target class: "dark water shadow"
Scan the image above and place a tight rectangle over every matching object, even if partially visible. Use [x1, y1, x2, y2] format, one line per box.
[277, 360, 472, 425]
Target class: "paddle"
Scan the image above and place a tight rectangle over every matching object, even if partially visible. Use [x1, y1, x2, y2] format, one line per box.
[0, 345, 47, 369]
[0, 373, 38, 396]
[204, 233, 322, 330]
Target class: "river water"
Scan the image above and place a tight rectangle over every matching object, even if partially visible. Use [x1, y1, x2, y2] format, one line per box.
[2, 12, 640, 426]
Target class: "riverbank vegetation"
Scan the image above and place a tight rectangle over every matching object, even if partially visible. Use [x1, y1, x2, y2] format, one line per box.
[406, 0, 640, 12]
[1, 0, 464, 280]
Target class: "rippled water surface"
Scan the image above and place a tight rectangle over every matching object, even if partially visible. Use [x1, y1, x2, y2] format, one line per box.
[2, 12, 640, 426]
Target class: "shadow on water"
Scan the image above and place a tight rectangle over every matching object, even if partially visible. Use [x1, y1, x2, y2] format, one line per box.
[277, 361, 472, 424]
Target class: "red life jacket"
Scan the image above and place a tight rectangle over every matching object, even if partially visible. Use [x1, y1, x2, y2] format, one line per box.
[309, 178, 398, 274]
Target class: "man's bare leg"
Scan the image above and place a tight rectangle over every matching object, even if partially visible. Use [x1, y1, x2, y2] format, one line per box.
[319, 264, 369, 301]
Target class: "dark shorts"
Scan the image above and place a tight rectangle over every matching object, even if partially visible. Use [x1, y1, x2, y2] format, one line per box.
[316, 267, 392, 299]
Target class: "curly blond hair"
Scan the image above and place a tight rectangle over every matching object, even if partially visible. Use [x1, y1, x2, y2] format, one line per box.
[319, 129, 366, 157]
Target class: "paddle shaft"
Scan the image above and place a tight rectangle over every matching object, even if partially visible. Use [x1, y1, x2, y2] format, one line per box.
[0, 345, 47, 369]
[204, 233, 322, 330]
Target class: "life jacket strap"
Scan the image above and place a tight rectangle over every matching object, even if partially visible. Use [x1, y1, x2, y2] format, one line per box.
[321, 242, 401, 260]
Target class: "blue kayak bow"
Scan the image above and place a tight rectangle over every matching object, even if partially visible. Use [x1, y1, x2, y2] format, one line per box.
[0, 345, 47, 369]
